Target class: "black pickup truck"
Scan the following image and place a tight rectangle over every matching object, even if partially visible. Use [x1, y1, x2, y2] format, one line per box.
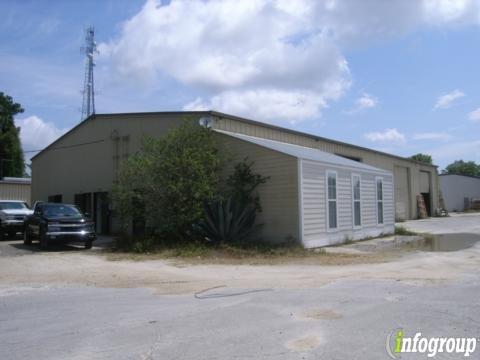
[24, 202, 96, 249]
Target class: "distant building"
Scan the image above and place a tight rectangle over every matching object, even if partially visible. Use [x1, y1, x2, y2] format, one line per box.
[0, 177, 31, 205]
[30, 111, 439, 246]
[440, 174, 480, 212]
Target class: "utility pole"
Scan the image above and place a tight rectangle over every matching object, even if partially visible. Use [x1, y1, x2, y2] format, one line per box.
[80, 26, 98, 121]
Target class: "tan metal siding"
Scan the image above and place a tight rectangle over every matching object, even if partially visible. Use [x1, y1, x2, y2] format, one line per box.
[216, 133, 299, 244]
[0, 183, 31, 205]
[213, 116, 439, 219]
[394, 165, 410, 221]
[31, 114, 197, 233]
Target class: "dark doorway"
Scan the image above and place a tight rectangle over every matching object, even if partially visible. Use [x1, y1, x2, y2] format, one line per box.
[74, 193, 92, 216]
[94, 192, 110, 235]
[48, 194, 62, 203]
[421, 192, 431, 216]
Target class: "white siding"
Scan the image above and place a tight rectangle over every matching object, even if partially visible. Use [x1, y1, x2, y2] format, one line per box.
[300, 159, 394, 248]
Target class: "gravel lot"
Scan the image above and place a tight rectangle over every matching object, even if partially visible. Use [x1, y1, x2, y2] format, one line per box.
[1, 213, 479, 359]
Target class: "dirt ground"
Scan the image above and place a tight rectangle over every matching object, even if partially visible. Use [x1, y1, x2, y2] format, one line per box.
[1, 217, 480, 295]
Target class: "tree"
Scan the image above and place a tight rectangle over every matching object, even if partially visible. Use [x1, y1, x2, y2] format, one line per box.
[0, 92, 25, 178]
[444, 160, 480, 177]
[409, 153, 433, 165]
[226, 158, 269, 212]
[112, 120, 222, 240]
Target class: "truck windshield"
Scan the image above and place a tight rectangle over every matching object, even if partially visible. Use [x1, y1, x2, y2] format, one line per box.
[0, 202, 29, 210]
[42, 205, 82, 217]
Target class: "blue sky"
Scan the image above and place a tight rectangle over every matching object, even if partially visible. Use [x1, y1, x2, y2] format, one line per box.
[1, 0, 479, 169]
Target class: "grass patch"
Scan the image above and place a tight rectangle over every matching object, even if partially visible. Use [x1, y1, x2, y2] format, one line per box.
[394, 225, 418, 236]
[105, 236, 387, 266]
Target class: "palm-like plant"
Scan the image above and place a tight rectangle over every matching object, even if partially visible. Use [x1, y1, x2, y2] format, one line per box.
[198, 196, 260, 244]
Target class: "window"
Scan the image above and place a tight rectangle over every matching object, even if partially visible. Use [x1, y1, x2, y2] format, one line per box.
[327, 171, 337, 229]
[48, 194, 62, 203]
[376, 177, 384, 224]
[352, 175, 361, 227]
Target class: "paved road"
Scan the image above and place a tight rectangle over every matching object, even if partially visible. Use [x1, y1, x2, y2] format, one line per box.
[1, 214, 479, 359]
[1, 279, 479, 359]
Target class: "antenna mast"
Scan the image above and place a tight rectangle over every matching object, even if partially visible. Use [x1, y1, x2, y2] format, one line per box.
[81, 26, 98, 121]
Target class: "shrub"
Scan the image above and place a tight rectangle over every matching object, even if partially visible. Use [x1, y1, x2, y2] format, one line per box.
[197, 195, 260, 245]
[226, 158, 269, 212]
[112, 120, 222, 241]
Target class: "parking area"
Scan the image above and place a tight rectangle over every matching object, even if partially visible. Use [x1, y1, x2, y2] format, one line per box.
[1, 213, 480, 359]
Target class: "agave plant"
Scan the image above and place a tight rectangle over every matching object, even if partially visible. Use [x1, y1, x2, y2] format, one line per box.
[198, 196, 260, 244]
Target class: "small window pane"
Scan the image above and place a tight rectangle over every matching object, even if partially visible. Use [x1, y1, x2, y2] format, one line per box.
[328, 201, 337, 229]
[328, 174, 336, 199]
[354, 201, 361, 226]
[353, 176, 360, 200]
[377, 202, 384, 224]
[376, 179, 383, 200]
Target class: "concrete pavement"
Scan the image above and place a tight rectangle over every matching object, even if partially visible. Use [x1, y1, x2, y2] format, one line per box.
[1, 278, 479, 360]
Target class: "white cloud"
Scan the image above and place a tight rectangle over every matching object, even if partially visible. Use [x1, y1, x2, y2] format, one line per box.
[423, 0, 479, 25]
[434, 89, 465, 109]
[99, 0, 351, 124]
[344, 92, 378, 114]
[15, 116, 68, 161]
[364, 128, 406, 144]
[185, 89, 332, 124]
[412, 132, 452, 141]
[468, 107, 480, 122]
[98, 0, 480, 124]
[356, 93, 378, 109]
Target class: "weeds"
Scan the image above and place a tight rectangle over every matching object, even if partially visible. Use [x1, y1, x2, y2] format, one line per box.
[394, 225, 418, 236]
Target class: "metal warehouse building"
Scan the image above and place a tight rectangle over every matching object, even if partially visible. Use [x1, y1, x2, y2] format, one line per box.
[440, 174, 480, 212]
[31, 111, 439, 245]
[0, 177, 31, 205]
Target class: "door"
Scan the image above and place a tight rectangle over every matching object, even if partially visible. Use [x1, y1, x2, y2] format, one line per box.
[420, 171, 432, 216]
[93, 192, 110, 235]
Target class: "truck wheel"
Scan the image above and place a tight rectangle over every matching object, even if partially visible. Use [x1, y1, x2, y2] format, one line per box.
[39, 232, 49, 250]
[84, 240, 93, 250]
[23, 228, 32, 245]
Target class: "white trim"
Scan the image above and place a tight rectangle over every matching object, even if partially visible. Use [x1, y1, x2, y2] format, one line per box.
[375, 176, 384, 226]
[297, 158, 304, 245]
[351, 173, 362, 229]
[325, 170, 339, 232]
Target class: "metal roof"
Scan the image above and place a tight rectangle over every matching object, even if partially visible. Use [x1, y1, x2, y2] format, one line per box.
[0, 177, 31, 184]
[215, 130, 391, 175]
[30, 111, 437, 168]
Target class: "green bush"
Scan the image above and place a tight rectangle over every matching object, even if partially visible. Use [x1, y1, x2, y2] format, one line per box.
[226, 158, 269, 212]
[112, 120, 222, 242]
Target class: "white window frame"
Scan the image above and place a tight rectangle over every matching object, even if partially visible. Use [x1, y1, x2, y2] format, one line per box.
[351, 174, 362, 229]
[375, 176, 384, 225]
[325, 170, 339, 232]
